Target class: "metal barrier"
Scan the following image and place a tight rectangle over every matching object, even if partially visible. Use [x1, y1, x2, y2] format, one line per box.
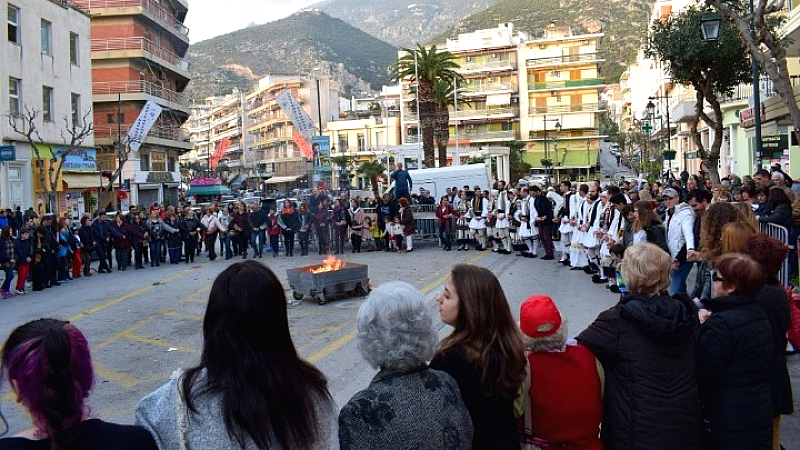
[760, 222, 790, 286]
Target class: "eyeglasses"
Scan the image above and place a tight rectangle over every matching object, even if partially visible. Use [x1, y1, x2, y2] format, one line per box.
[711, 270, 725, 282]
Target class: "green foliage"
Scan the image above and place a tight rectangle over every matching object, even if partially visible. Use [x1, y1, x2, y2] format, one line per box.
[357, 160, 387, 198]
[505, 141, 531, 183]
[645, 5, 750, 96]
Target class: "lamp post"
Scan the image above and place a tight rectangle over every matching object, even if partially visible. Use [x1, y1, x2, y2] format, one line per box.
[647, 95, 673, 180]
[701, 8, 761, 169]
[543, 116, 562, 182]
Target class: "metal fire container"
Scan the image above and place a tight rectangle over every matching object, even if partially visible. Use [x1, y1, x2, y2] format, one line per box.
[287, 262, 369, 305]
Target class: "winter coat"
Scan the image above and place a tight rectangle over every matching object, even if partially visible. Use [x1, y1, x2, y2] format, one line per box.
[698, 293, 773, 450]
[128, 222, 145, 245]
[14, 237, 31, 262]
[0, 239, 15, 268]
[248, 209, 268, 231]
[110, 221, 132, 250]
[314, 209, 331, 233]
[164, 220, 183, 249]
[180, 217, 201, 241]
[643, 222, 669, 255]
[756, 279, 794, 416]
[429, 345, 519, 450]
[338, 366, 473, 450]
[279, 208, 301, 232]
[146, 219, 169, 242]
[758, 203, 791, 230]
[435, 205, 456, 231]
[231, 211, 251, 237]
[376, 198, 398, 226]
[79, 224, 95, 253]
[91, 219, 111, 244]
[576, 293, 702, 450]
[266, 214, 281, 236]
[666, 202, 696, 260]
[399, 207, 415, 235]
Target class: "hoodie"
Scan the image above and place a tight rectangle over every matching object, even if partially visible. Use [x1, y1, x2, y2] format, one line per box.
[577, 294, 702, 450]
[665, 202, 695, 260]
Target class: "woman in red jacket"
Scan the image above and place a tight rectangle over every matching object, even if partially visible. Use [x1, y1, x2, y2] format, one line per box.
[435, 196, 456, 251]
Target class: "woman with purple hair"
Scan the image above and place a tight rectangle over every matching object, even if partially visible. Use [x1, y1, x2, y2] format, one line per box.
[0, 319, 156, 450]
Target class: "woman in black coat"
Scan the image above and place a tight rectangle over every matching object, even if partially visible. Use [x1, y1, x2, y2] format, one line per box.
[577, 242, 702, 450]
[743, 234, 794, 447]
[757, 187, 792, 230]
[697, 253, 773, 450]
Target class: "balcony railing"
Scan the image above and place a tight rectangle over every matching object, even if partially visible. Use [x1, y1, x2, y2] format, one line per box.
[92, 80, 188, 105]
[461, 82, 515, 93]
[73, 0, 189, 37]
[91, 37, 191, 72]
[404, 135, 420, 143]
[459, 130, 515, 140]
[94, 124, 187, 142]
[451, 107, 515, 119]
[459, 59, 517, 72]
[528, 79, 605, 91]
[526, 52, 604, 68]
[528, 103, 602, 114]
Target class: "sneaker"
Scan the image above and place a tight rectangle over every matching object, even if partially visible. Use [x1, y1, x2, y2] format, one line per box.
[14, 289, 24, 295]
[2, 291, 13, 299]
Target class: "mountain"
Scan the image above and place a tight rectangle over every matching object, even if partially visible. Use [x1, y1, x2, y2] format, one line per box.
[433, 0, 654, 82]
[313, 0, 498, 47]
[186, 10, 398, 99]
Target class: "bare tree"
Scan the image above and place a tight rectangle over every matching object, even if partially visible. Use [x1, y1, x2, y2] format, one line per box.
[7, 107, 93, 215]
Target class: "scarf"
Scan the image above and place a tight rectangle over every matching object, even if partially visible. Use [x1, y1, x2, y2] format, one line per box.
[281, 205, 295, 215]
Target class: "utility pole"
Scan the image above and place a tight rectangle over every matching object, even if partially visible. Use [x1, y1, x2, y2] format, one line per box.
[453, 80, 459, 166]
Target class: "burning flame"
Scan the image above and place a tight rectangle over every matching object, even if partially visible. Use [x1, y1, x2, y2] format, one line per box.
[310, 255, 344, 274]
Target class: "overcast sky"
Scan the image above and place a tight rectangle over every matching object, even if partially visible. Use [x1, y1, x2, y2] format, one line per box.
[185, 0, 320, 43]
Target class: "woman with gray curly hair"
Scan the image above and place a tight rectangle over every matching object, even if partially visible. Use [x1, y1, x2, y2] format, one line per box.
[338, 281, 473, 450]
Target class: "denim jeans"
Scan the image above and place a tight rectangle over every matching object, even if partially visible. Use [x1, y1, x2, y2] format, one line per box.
[438, 225, 451, 250]
[669, 260, 694, 297]
[149, 240, 163, 266]
[250, 229, 265, 256]
[220, 235, 232, 259]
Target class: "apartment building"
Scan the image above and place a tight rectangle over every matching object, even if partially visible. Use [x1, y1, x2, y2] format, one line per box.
[73, 0, 191, 207]
[246, 75, 340, 191]
[325, 115, 402, 190]
[1, 0, 93, 214]
[183, 96, 216, 165]
[518, 24, 606, 180]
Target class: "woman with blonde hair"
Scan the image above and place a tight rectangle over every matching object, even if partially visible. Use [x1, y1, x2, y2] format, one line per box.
[733, 201, 759, 229]
[721, 221, 759, 253]
[693, 202, 744, 300]
[577, 242, 701, 449]
[431, 264, 525, 449]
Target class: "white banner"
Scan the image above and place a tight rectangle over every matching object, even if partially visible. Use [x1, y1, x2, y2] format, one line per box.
[125, 100, 162, 152]
[276, 90, 316, 139]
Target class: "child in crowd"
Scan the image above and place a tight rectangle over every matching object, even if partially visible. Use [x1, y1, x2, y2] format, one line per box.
[388, 217, 404, 252]
[266, 207, 281, 258]
[14, 228, 31, 295]
[70, 226, 83, 279]
[609, 243, 626, 295]
[364, 216, 381, 252]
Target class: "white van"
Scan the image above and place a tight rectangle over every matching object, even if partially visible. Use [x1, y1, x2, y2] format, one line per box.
[384, 163, 491, 200]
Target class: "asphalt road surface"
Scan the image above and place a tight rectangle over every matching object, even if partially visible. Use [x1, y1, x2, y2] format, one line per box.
[598, 140, 635, 182]
[0, 241, 799, 448]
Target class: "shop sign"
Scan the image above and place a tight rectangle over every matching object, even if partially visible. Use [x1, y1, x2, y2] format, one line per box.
[0, 145, 16, 162]
[739, 104, 766, 128]
[761, 134, 788, 155]
[147, 172, 174, 183]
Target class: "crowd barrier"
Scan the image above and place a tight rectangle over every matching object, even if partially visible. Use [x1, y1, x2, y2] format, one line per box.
[760, 222, 790, 286]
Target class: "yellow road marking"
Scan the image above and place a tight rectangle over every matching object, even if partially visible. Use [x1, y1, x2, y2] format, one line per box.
[157, 310, 203, 321]
[92, 317, 156, 351]
[94, 361, 140, 389]
[303, 251, 490, 365]
[122, 331, 198, 354]
[68, 269, 195, 322]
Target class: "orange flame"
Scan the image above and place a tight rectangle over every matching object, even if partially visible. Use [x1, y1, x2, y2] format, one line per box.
[310, 254, 344, 273]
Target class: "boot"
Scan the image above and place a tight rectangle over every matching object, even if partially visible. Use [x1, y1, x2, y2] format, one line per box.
[83, 268, 92, 277]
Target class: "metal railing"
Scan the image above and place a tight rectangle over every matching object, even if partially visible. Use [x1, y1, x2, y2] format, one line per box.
[94, 123, 187, 142]
[528, 103, 602, 114]
[459, 59, 516, 71]
[760, 222, 790, 286]
[461, 82, 515, 93]
[452, 107, 514, 119]
[73, 0, 189, 36]
[92, 80, 188, 104]
[528, 79, 605, 90]
[91, 37, 191, 72]
[459, 129, 515, 140]
[526, 52, 604, 67]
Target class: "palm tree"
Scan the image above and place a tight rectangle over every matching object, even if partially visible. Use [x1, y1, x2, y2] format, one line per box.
[357, 160, 386, 199]
[390, 44, 462, 168]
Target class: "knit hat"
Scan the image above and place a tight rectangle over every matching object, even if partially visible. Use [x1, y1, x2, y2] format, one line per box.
[520, 295, 562, 338]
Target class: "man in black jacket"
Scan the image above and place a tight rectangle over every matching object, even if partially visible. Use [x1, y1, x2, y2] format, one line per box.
[248, 203, 268, 258]
[91, 211, 112, 273]
[531, 185, 554, 260]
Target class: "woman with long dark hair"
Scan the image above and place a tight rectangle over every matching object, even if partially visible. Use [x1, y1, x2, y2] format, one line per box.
[757, 186, 792, 229]
[431, 264, 525, 450]
[1, 319, 157, 449]
[136, 261, 337, 449]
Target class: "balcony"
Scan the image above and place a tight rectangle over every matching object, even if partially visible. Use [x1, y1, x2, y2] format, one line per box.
[528, 79, 605, 91]
[528, 103, 604, 115]
[461, 82, 516, 95]
[526, 52, 604, 69]
[94, 124, 192, 150]
[72, 0, 189, 44]
[451, 107, 515, 120]
[91, 38, 191, 79]
[211, 110, 240, 127]
[92, 81, 188, 113]
[458, 129, 516, 142]
[458, 59, 517, 73]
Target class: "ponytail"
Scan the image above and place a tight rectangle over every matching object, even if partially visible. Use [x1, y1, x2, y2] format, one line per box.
[40, 327, 83, 450]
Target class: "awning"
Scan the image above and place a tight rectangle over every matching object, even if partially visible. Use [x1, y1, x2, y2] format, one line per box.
[187, 185, 232, 196]
[265, 174, 302, 185]
[62, 173, 101, 190]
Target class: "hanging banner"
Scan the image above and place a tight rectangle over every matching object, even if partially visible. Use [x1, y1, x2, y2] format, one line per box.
[276, 90, 316, 138]
[311, 135, 331, 171]
[293, 131, 313, 160]
[125, 100, 163, 152]
[209, 138, 231, 170]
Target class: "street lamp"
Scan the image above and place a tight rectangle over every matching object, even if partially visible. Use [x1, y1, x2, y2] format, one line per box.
[700, 10, 722, 41]
[543, 116, 562, 181]
[702, 6, 761, 168]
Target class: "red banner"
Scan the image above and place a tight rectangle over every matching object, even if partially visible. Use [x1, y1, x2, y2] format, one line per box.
[209, 138, 231, 170]
[294, 131, 313, 160]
